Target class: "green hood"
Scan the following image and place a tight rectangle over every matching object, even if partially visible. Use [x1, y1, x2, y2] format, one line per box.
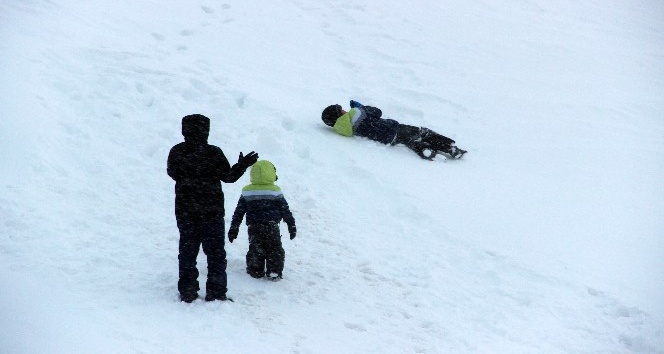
[333, 108, 355, 137]
[243, 160, 280, 191]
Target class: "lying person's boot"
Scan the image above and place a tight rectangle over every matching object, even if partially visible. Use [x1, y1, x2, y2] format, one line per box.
[417, 147, 437, 160]
[449, 146, 467, 159]
[407, 141, 436, 160]
[437, 145, 466, 159]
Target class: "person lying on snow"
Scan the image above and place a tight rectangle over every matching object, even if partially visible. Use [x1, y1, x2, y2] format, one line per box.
[228, 160, 296, 281]
[321, 100, 467, 160]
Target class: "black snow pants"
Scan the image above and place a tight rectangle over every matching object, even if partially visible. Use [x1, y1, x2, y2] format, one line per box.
[393, 124, 456, 159]
[246, 222, 285, 278]
[177, 218, 227, 298]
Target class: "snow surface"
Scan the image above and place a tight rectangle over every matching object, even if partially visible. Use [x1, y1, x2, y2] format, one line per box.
[1, 0, 664, 353]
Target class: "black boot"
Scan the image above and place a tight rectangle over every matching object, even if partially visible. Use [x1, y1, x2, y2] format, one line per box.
[247, 269, 264, 278]
[420, 127, 465, 159]
[448, 145, 467, 159]
[403, 140, 437, 160]
[205, 293, 233, 302]
[180, 293, 198, 303]
[415, 145, 437, 160]
[266, 271, 283, 282]
[420, 128, 455, 146]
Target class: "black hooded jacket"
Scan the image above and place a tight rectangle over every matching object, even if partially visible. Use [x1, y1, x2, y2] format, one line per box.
[167, 114, 248, 222]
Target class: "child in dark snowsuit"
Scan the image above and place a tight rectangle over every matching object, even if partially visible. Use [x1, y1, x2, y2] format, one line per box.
[228, 160, 296, 281]
[322, 100, 467, 160]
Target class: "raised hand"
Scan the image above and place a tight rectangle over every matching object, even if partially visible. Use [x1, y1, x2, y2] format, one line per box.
[238, 151, 258, 168]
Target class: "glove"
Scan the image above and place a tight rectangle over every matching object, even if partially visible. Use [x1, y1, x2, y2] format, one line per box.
[350, 100, 364, 109]
[238, 151, 258, 168]
[288, 226, 296, 240]
[228, 227, 239, 243]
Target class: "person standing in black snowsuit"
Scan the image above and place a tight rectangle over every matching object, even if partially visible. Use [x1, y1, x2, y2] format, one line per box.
[321, 100, 467, 160]
[167, 114, 258, 303]
[228, 160, 296, 281]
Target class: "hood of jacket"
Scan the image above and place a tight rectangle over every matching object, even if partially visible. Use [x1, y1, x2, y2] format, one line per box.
[249, 160, 277, 185]
[181, 114, 210, 144]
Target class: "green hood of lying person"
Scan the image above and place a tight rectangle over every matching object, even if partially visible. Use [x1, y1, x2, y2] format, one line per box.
[242, 160, 281, 192]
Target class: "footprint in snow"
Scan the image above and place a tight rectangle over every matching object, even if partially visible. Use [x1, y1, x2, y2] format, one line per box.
[344, 322, 367, 332]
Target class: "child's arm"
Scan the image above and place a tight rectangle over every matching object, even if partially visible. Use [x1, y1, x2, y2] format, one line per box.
[350, 100, 382, 118]
[228, 197, 247, 243]
[350, 100, 365, 108]
[280, 198, 296, 240]
[363, 105, 382, 118]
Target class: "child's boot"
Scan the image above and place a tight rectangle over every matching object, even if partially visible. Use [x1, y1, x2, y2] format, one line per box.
[405, 140, 436, 160]
[432, 142, 466, 159]
[421, 128, 455, 147]
[266, 272, 283, 281]
[247, 269, 264, 278]
[448, 145, 467, 159]
[416, 146, 437, 160]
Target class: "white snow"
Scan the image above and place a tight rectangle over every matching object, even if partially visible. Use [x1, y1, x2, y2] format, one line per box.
[1, 0, 663, 353]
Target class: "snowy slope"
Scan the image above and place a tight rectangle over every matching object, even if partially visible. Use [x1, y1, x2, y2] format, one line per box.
[1, 0, 663, 353]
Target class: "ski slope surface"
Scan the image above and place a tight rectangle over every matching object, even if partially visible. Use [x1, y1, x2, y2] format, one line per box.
[1, 0, 663, 353]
